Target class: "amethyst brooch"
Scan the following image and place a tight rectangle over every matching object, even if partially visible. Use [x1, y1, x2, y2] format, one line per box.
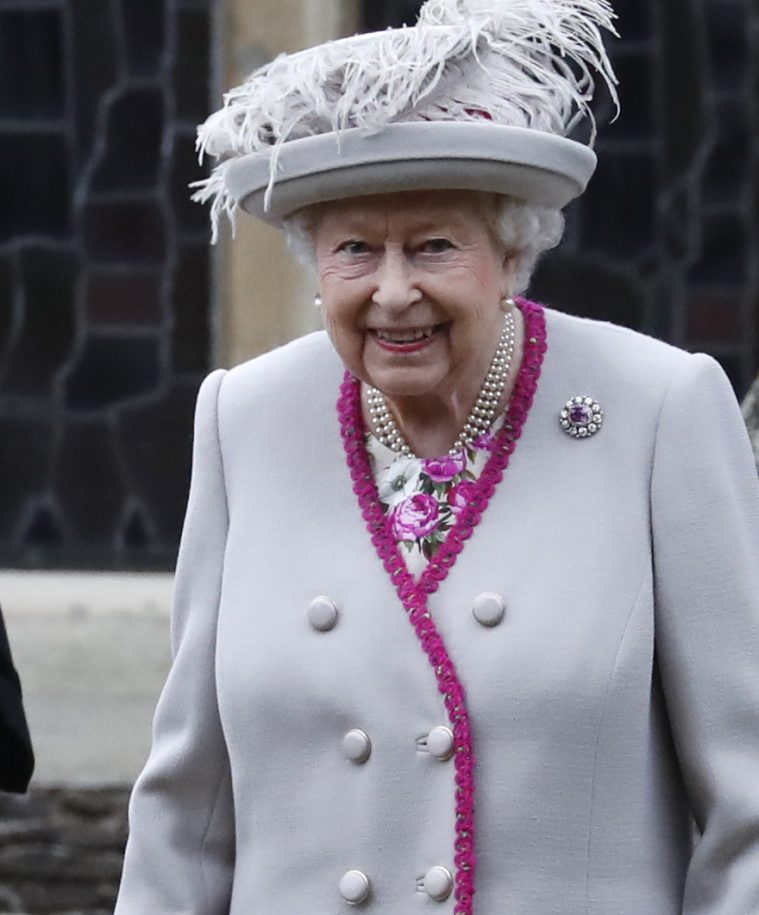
[560, 396, 604, 439]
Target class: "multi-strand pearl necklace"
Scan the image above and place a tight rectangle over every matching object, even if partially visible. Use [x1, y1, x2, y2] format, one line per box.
[366, 308, 517, 459]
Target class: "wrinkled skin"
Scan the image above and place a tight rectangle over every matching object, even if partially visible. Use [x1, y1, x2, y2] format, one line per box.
[313, 190, 523, 457]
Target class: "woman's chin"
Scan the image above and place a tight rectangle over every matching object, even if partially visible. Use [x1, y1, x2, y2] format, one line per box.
[362, 333, 450, 399]
[364, 367, 447, 401]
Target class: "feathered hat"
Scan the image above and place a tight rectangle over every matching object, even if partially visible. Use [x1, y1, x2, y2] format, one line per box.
[193, 0, 619, 240]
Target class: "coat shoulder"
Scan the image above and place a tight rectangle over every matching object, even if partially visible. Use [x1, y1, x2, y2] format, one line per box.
[543, 307, 710, 398]
[226, 330, 339, 390]
[545, 308, 692, 374]
[216, 331, 342, 421]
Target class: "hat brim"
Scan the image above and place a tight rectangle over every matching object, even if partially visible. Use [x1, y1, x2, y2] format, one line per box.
[223, 122, 596, 226]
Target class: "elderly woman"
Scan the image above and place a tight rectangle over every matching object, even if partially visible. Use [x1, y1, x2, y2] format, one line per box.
[115, 1, 759, 913]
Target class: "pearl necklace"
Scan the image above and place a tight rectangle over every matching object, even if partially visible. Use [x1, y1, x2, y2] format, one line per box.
[366, 308, 517, 458]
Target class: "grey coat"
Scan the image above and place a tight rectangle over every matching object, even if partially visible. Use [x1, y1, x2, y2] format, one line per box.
[115, 307, 759, 914]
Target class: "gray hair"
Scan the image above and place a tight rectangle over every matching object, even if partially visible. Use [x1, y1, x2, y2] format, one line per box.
[491, 197, 565, 293]
[284, 194, 564, 295]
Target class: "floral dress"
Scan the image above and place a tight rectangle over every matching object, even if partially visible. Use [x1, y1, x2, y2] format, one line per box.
[365, 421, 503, 578]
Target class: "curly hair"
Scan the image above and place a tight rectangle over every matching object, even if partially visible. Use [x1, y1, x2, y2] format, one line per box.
[490, 198, 564, 293]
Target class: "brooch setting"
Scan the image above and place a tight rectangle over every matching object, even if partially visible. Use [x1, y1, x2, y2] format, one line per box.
[560, 397, 604, 439]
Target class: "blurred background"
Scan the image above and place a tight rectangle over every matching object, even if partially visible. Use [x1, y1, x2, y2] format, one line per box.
[0, 0, 757, 911]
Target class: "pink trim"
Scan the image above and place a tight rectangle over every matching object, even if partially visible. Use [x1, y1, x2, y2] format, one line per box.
[337, 299, 547, 914]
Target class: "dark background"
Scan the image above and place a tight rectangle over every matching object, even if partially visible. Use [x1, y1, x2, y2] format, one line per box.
[1, 0, 757, 571]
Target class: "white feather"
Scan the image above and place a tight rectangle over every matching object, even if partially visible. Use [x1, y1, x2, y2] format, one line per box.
[193, 0, 619, 239]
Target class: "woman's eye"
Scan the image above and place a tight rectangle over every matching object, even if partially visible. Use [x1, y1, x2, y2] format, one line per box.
[339, 240, 370, 255]
[422, 238, 454, 253]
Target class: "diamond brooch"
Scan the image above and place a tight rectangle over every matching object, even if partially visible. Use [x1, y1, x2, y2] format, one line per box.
[560, 396, 604, 439]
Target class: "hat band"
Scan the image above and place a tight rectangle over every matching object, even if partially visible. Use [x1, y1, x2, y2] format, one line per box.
[223, 122, 597, 225]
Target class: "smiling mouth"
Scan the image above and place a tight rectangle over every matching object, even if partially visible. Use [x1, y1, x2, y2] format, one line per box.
[372, 325, 442, 344]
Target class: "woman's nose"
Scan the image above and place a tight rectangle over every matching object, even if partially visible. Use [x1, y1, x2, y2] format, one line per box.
[371, 253, 421, 311]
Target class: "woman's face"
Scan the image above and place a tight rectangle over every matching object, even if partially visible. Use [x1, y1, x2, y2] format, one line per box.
[313, 190, 515, 403]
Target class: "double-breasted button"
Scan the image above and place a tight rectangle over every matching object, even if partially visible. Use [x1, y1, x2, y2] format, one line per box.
[423, 866, 454, 901]
[427, 726, 455, 761]
[343, 729, 372, 763]
[339, 869, 370, 905]
[472, 591, 506, 627]
[307, 596, 339, 631]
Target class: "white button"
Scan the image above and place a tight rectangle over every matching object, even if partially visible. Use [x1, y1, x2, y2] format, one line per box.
[423, 865, 454, 901]
[343, 729, 372, 763]
[472, 591, 505, 627]
[427, 726, 455, 761]
[339, 869, 370, 905]
[307, 596, 339, 632]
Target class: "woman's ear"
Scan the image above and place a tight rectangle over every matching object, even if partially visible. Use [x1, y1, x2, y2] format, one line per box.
[499, 250, 519, 298]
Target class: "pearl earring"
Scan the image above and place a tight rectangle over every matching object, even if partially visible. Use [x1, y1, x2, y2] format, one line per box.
[500, 296, 516, 313]
[314, 292, 323, 308]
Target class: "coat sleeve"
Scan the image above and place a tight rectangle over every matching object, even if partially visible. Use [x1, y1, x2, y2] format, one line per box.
[115, 369, 235, 914]
[651, 353, 759, 912]
[0, 607, 34, 793]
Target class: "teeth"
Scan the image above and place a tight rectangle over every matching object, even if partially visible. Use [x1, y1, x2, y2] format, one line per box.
[376, 327, 436, 343]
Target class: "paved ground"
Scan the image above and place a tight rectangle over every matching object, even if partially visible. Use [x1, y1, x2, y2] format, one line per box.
[1, 572, 172, 786]
[0, 572, 172, 913]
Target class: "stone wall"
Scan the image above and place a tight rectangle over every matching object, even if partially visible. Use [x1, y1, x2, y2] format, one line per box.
[0, 789, 128, 914]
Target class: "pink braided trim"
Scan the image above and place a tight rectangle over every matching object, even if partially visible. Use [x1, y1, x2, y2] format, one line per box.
[337, 299, 547, 914]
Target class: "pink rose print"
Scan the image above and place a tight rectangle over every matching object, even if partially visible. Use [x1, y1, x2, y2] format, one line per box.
[423, 451, 467, 483]
[472, 429, 496, 451]
[447, 480, 478, 517]
[391, 493, 440, 540]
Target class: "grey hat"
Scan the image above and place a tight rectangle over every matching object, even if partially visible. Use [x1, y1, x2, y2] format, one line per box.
[193, 0, 619, 239]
